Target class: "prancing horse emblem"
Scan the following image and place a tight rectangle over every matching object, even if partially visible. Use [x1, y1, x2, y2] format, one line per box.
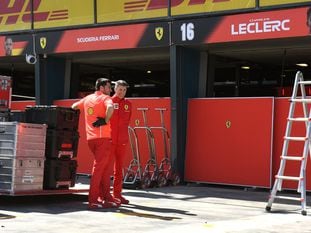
[155, 27, 163, 40]
[40, 37, 47, 49]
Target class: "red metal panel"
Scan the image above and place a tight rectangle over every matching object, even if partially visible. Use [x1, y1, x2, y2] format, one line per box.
[11, 101, 35, 110]
[185, 98, 273, 188]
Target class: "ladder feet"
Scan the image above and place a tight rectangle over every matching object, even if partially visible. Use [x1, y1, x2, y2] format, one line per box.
[265, 206, 271, 212]
[301, 210, 307, 216]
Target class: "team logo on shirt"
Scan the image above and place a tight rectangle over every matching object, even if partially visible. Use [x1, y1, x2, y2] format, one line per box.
[124, 104, 129, 110]
[87, 107, 94, 115]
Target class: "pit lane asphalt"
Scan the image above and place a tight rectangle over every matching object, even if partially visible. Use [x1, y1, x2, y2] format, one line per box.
[0, 179, 310, 233]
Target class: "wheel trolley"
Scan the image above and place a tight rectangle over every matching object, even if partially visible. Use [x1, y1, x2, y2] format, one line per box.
[150, 108, 180, 187]
[135, 108, 159, 189]
[122, 126, 143, 189]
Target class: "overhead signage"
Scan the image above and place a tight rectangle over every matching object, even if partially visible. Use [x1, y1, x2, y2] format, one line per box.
[0, 0, 94, 32]
[35, 22, 169, 54]
[97, 0, 167, 23]
[171, 0, 255, 16]
[172, 7, 310, 44]
[0, 0, 32, 32]
[0, 0, 309, 33]
[97, 0, 256, 23]
[33, 0, 94, 29]
[260, 0, 311, 7]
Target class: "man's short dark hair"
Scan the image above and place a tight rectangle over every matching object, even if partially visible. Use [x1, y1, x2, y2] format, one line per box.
[95, 78, 111, 90]
[114, 80, 129, 88]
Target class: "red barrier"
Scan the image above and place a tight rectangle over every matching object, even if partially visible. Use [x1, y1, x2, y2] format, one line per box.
[185, 98, 274, 188]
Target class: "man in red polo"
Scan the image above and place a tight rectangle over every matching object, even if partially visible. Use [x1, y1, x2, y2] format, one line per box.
[110, 80, 132, 204]
[72, 77, 118, 209]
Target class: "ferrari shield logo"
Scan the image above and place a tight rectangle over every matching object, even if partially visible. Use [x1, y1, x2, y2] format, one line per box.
[124, 104, 128, 110]
[135, 119, 140, 126]
[40, 37, 47, 49]
[155, 27, 163, 41]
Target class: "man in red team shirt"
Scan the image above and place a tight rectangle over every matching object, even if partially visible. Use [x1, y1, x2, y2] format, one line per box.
[72, 77, 119, 209]
[110, 80, 132, 204]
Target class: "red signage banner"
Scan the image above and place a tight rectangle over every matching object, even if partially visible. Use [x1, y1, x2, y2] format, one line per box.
[36, 22, 169, 54]
[172, 6, 310, 44]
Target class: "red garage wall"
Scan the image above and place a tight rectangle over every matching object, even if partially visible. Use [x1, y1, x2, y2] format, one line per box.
[185, 98, 274, 188]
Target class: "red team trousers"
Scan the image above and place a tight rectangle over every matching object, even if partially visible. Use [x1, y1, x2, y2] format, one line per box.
[87, 138, 112, 204]
[112, 143, 127, 198]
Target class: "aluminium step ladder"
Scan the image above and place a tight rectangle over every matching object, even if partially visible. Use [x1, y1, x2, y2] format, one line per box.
[266, 71, 311, 216]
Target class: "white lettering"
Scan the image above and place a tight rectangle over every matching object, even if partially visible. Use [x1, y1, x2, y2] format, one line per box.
[230, 19, 291, 35]
[282, 19, 290, 31]
[99, 35, 120, 41]
[231, 24, 238, 35]
[239, 23, 247, 34]
[247, 23, 255, 33]
[256, 22, 263, 33]
[264, 20, 275, 32]
[77, 36, 99, 43]
[77, 35, 120, 43]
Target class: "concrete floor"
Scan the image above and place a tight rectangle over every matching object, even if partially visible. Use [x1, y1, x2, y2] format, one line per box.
[0, 179, 311, 233]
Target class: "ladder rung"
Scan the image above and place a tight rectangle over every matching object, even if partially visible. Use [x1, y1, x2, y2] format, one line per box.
[298, 81, 311, 85]
[288, 117, 311, 122]
[275, 175, 302, 181]
[290, 99, 311, 103]
[284, 136, 307, 141]
[273, 195, 303, 201]
[281, 156, 304, 161]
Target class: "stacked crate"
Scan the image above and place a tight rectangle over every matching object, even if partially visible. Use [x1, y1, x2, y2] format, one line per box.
[0, 76, 12, 122]
[0, 122, 47, 194]
[25, 106, 80, 190]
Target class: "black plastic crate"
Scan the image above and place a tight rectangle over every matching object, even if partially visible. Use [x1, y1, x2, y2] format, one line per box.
[25, 106, 80, 130]
[0, 109, 10, 122]
[45, 129, 79, 159]
[43, 159, 77, 190]
[10, 111, 25, 122]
